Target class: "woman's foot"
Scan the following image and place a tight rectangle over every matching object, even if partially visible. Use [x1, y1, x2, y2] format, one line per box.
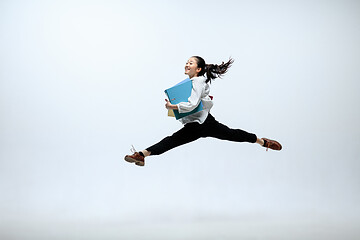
[124, 152, 145, 166]
[262, 138, 282, 151]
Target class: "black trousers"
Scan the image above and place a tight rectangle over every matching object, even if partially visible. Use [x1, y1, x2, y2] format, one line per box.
[147, 114, 257, 156]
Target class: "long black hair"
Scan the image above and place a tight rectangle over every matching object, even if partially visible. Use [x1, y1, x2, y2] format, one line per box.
[192, 56, 234, 83]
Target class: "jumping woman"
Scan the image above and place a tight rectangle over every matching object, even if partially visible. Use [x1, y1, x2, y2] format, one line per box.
[124, 56, 282, 166]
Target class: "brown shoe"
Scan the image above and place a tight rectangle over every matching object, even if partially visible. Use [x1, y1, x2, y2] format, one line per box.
[262, 138, 282, 151]
[124, 152, 145, 166]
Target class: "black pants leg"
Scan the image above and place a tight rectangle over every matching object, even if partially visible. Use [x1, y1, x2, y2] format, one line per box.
[146, 114, 257, 156]
[200, 114, 258, 143]
[146, 122, 202, 156]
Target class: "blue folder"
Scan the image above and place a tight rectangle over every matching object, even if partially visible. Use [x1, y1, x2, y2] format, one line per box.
[165, 78, 204, 120]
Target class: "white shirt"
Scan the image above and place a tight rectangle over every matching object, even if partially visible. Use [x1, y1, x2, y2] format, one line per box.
[176, 76, 213, 124]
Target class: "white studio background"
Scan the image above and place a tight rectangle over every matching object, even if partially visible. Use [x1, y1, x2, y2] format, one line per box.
[1, 0, 359, 239]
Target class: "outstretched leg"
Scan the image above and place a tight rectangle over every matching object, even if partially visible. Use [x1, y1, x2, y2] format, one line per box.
[201, 114, 282, 150]
[201, 114, 257, 143]
[124, 122, 203, 166]
[146, 122, 202, 156]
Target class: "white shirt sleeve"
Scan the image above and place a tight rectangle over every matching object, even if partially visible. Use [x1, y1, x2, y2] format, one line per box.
[177, 78, 204, 113]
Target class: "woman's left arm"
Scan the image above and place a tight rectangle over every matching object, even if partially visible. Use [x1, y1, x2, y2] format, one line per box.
[165, 99, 178, 110]
[176, 79, 204, 113]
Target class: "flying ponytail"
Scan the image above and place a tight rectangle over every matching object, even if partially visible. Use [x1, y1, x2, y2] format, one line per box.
[192, 56, 234, 83]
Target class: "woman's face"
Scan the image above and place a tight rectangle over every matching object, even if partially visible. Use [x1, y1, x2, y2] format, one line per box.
[184, 57, 201, 78]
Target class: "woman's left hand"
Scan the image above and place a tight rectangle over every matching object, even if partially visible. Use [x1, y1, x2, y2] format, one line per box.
[165, 99, 178, 110]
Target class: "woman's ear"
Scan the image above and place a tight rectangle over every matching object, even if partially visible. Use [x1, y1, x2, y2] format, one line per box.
[196, 67, 202, 74]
